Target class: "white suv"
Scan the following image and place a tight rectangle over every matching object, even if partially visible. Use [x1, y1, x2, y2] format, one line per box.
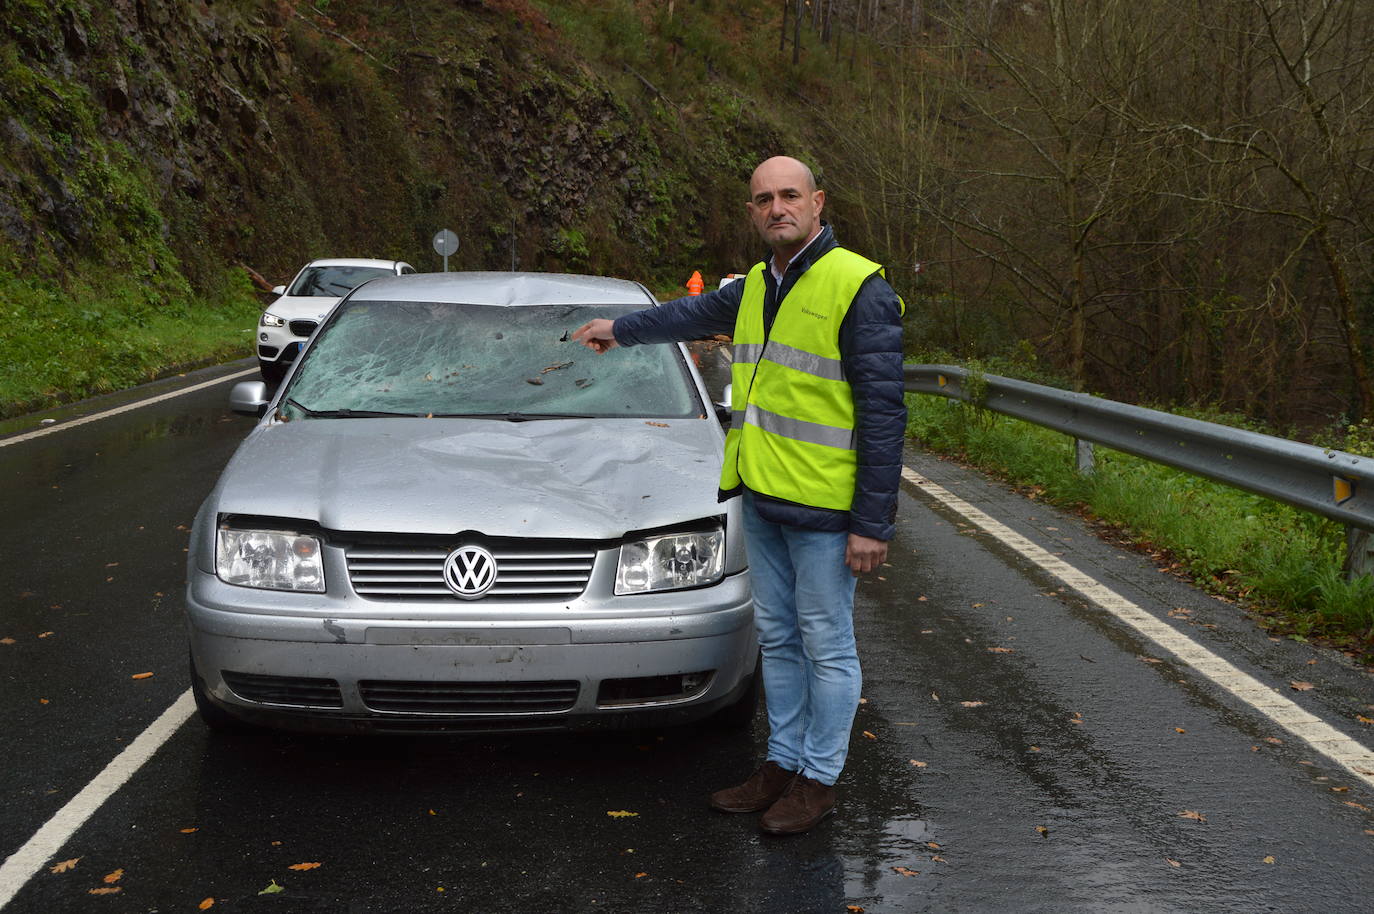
[257, 259, 416, 383]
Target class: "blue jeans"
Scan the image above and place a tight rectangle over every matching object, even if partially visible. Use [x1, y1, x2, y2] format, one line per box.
[742, 492, 861, 786]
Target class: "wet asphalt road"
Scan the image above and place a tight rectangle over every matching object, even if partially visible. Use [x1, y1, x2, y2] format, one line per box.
[2, 362, 1374, 913]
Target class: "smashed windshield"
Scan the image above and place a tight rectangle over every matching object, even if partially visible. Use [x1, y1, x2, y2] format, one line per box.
[287, 265, 392, 297]
[279, 300, 700, 419]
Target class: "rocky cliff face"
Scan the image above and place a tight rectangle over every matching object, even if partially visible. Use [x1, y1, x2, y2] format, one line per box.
[1, 0, 778, 293]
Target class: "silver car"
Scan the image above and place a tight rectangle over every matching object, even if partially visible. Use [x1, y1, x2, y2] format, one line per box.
[189, 272, 758, 734]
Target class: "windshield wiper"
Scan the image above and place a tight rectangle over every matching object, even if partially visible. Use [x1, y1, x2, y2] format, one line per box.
[284, 398, 421, 419]
[428, 412, 598, 421]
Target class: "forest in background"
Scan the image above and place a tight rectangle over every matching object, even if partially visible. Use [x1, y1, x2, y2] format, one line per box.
[2, 0, 1372, 437]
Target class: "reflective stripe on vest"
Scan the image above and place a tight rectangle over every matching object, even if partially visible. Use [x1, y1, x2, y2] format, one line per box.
[720, 247, 896, 510]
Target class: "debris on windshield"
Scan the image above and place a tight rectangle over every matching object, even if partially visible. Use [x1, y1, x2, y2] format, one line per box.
[645, 421, 669, 428]
[526, 377, 544, 386]
[559, 330, 571, 342]
[542, 360, 575, 373]
[574, 378, 594, 389]
[424, 372, 434, 381]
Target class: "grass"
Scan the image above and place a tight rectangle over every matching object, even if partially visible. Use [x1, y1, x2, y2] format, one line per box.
[906, 390, 1374, 655]
[0, 266, 262, 418]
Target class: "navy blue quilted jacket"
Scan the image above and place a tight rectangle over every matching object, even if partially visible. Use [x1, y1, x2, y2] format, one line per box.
[612, 224, 907, 541]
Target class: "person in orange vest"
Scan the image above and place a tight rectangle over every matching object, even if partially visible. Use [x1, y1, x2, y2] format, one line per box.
[687, 270, 704, 295]
[573, 156, 906, 836]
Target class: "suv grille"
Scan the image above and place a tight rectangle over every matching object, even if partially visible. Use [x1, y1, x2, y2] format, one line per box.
[346, 543, 596, 600]
[222, 671, 342, 708]
[359, 680, 579, 714]
[288, 319, 318, 337]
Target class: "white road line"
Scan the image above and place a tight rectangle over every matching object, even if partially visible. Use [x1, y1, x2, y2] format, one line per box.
[0, 368, 257, 449]
[0, 691, 194, 910]
[901, 467, 1374, 789]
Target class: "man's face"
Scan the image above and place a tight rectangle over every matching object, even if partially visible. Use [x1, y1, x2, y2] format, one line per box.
[746, 160, 824, 257]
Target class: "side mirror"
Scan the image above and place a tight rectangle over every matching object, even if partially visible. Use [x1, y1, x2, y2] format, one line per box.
[229, 381, 271, 417]
[271, 285, 286, 295]
[714, 383, 733, 427]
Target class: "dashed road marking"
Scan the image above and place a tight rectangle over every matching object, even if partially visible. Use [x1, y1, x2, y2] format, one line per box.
[0, 691, 195, 910]
[902, 466, 1374, 789]
[0, 368, 257, 449]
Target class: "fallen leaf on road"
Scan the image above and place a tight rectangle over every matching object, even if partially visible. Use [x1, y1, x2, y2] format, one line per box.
[88, 887, 121, 895]
[607, 811, 638, 818]
[199, 898, 215, 909]
[39, 698, 49, 704]
[960, 701, 985, 708]
[892, 866, 919, 877]
[1029, 746, 1041, 752]
[987, 647, 1014, 654]
[862, 731, 877, 740]
[180, 827, 198, 834]
[1165, 858, 1181, 868]
[1290, 681, 1315, 691]
[49, 858, 80, 874]
[846, 906, 864, 913]
[38, 632, 53, 638]
[1262, 856, 1276, 864]
[105, 562, 118, 568]
[909, 760, 927, 768]
[634, 872, 647, 878]
[1035, 825, 1049, 837]
[1332, 787, 1350, 793]
[102, 869, 123, 884]
[1264, 737, 1283, 745]
[972, 603, 984, 608]
[1345, 801, 1372, 812]
[1357, 716, 1373, 725]
[259, 880, 285, 895]
[925, 842, 941, 850]
[1175, 727, 1187, 734]
[917, 595, 928, 602]
[1138, 656, 1162, 664]
[0, 638, 15, 645]
[1178, 811, 1206, 823]
[931, 855, 947, 863]
[288, 862, 322, 871]
[130, 672, 153, 680]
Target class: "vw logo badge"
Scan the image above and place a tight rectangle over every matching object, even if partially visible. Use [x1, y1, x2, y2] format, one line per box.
[443, 545, 498, 599]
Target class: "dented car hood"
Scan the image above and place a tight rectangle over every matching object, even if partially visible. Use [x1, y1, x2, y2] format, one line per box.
[212, 417, 725, 539]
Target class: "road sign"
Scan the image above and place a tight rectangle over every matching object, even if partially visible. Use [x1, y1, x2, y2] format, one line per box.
[432, 229, 459, 271]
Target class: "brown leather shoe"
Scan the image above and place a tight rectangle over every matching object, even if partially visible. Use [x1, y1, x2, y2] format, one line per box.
[709, 760, 798, 813]
[759, 774, 836, 835]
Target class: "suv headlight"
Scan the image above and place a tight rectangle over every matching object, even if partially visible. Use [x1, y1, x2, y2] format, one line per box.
[216, 527, 325, 592]
[260, 312, 285, 327]
[615, 527, 724, 594]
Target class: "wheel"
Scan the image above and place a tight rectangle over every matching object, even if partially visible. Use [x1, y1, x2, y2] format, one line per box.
[190, 652, 250, 733]
[711, 663, 761, 730]
[258, 358, 288, 385]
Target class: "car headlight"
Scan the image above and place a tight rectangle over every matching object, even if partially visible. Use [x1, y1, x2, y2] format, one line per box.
[615, 527, 724, 594]
[216, 527, 325, 592]
[260, 312, 285, 327]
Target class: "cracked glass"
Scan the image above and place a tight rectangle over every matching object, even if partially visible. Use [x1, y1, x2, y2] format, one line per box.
[280, 300, 699, 419]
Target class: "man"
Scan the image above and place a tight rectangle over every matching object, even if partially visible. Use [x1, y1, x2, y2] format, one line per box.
[573, 155, 906, 835]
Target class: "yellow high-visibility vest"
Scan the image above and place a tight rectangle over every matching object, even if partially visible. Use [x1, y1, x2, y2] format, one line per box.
[720, 247, 899, 510]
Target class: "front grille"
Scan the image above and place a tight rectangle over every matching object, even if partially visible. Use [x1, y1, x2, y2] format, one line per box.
[257, 345, 280, 358]
[346, 542, 596, 601]
[222, 671, 342, 708]
[359, 679, 579, 714]
[289, 319, 318, 337]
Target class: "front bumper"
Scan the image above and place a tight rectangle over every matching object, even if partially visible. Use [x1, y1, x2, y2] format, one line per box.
[187, 569, 756, 734]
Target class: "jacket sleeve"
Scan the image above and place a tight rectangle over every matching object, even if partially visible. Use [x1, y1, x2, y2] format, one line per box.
[840, 272, 907, 541]
[611, 281, 744, 346]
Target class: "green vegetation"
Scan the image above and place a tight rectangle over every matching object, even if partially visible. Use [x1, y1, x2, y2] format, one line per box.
[0, 267, 259, 416]
[906, 382, 1374, 653]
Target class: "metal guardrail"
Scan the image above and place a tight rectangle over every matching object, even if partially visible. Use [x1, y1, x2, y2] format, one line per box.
[905, 364, 1374, 576]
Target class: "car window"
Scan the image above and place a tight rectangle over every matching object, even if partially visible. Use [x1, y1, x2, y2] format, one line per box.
[280, 300, 701, 419]
[286, 266, 392, 297]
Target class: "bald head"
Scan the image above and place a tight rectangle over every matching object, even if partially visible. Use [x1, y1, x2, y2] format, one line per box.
[746, 156, 825, 262]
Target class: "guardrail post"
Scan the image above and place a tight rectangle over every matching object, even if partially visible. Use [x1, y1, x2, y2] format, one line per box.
[1345, 526, 1374, 581]
[1074, 438, 1096, 476]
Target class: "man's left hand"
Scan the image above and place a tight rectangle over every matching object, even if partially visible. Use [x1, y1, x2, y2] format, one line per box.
[845, 534, 887, 575]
